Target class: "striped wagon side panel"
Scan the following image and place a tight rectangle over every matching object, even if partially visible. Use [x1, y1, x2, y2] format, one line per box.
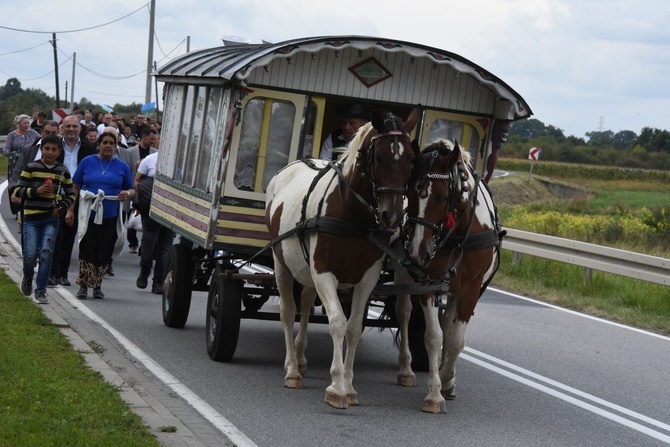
[151, 181, 211, 246]
[214, 204, 271, 248]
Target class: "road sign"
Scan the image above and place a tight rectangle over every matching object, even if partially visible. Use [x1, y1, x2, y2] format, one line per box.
[528, 147, 540, 161]
[52, 108, 71, 124]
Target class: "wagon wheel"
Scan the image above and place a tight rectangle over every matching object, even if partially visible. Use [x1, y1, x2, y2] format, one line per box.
[408, 303, 429, 372]
[162, 244, 194, 328]
[206, 266, 242, 362]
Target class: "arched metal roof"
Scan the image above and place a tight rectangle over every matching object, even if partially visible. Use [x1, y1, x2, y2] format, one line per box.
[154, 35, 532, 119]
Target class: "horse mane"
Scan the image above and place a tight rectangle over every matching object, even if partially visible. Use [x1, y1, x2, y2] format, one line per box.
[337, 122, 373, 175]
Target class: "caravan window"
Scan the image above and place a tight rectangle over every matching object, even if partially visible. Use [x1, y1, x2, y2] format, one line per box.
[427, 118, 482, 160]
[183, 87, 206, 186]
[156, 85, 184, 178]
[158, 84, 224, 192]
[196, 87, 222, 191]
[233, 98, 296, 193]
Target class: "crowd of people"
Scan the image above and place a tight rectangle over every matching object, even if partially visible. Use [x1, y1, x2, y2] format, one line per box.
[3, 107, 171, 304]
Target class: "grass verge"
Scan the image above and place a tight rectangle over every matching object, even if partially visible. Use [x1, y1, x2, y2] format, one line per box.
[492, 252, 670, 336]
[0, 268, 159, 447]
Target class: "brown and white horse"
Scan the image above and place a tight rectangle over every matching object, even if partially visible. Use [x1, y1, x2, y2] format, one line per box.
[265, 108, 421, 409]
[394, 139, 504, 413]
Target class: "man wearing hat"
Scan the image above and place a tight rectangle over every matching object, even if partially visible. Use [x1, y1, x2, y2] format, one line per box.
[320, 102, 370, 160]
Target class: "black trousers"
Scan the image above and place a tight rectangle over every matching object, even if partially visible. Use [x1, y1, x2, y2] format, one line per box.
[50, 208, 78, 279]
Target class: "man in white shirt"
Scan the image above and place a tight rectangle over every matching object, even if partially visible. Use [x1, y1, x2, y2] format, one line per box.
[134, 150, 174, 294]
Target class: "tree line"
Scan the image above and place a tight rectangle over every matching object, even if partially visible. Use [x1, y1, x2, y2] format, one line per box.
[0, 78, 144, 134]
[505, 119, 670, 170]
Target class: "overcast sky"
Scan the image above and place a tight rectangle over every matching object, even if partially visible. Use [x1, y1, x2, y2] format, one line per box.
[1, 0, 668, 138]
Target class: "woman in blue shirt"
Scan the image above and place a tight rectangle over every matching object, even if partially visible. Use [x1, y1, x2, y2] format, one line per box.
[71, 131, 135, 299]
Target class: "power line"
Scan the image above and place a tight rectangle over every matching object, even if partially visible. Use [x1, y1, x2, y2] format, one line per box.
[55, 46, 146, 80]
[76, 62, 146, 80]
[0, 4, 148, 34]
[9, 54, 73, 82]
[0, 41, 51, 56]
[77, 88, 145, 99]
[1, 36, 184, 84]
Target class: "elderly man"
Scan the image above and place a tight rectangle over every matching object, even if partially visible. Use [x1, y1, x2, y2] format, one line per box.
[319, 102, 370, 160]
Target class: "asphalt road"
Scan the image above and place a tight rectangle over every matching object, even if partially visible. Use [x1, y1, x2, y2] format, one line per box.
[1, 179, 669, 447]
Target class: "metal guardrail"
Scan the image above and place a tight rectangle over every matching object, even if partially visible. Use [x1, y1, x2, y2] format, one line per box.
[503, 228, 670, 286]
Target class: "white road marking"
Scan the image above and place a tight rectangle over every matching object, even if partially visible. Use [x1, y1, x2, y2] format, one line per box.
[462, 348, 670, 443]
[489, 287, 670, 342]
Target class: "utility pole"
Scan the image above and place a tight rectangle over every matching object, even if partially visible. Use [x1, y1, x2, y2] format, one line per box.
[51, 33, 60, 108]
[64, 81, 68, 108]
[70, 52, 76, 107]
[144, 0, 156, 104]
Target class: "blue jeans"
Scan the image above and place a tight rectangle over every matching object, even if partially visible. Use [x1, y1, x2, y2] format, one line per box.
[22, 214, 60, 292]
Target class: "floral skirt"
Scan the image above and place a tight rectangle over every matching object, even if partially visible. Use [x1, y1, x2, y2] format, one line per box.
[76, 216, 118, 288]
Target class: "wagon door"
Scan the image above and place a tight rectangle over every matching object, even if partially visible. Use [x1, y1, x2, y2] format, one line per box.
[216, 89, 316, 256]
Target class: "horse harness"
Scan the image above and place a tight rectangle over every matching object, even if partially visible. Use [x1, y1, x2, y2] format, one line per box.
[405, 149, 506, 298]
[292, 121, 413, 259]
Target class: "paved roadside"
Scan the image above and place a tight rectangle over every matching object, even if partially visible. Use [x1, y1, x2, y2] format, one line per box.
[0, 180, 237, 447]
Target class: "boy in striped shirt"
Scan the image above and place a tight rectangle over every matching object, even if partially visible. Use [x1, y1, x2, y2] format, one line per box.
[13, 134, 76, 304]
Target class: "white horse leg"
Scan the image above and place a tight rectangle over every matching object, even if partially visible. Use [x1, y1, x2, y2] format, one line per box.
[393, 268, 415, 387]
[314, 273, 348, 409]
[420, 296, 446, 413]
[439, 298, 466, 399]
[342, 269, 379, 406]
[395, 293, 415, 387]
[276, 263, 303, 389]
[294, 286, 317, 377]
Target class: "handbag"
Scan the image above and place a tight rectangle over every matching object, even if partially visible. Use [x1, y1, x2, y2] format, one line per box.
[135, 175, 154, 216]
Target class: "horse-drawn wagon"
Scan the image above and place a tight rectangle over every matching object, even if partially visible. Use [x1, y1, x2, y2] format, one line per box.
[150, 35, 532, 411]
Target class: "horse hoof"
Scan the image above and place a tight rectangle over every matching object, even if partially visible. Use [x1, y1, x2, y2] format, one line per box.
[441, 385, 456, 400]
[324, 391, 348, 409]
[298, 363, 307, 377]
[422, 399, 447, 414]
[442, 386, 456, 400]
[397, 373, 416, 387]
[284, 375, 303, 389]
[346, 393, 359, 406]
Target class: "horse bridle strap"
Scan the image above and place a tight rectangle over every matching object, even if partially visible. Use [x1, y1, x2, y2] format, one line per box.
[368, 129, 410, 145]
[364, 127, 412, 199]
